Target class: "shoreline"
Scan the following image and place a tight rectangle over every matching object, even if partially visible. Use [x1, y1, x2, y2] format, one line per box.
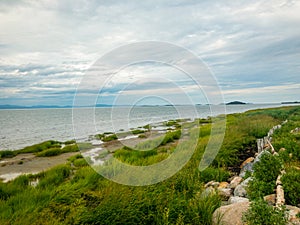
[0, 121, 181, 182]
[1, 104, 300, 183]
[2, 103, 300, 151]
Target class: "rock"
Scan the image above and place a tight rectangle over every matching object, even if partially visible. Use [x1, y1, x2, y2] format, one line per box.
[234, 184, 247, 197]
[228, 196, 249, 204]
[212, 202, 250, 225]
[253, 150, 271, 164]
[276, 185, 285, 206]
[217, 188, 232, 200]
[202, 186, 216, 197]
[279, 147, 286, 152]
[276, 174, 283, 185]
[257, 138, 264, 153]
[290, 127, 300, 133]
[234, 177, 253, 197]
[240, 157, 254, 168]
[263, 194, 276, 206]
[205, 181, 219, 188]
[286, 205, 300, 225]
[229, 176, 243, 189]
[218, 182, 229, 189]
[239, 162, 254, 178]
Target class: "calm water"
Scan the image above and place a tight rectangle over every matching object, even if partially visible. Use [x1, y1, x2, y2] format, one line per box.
[0, 104, 292, 150]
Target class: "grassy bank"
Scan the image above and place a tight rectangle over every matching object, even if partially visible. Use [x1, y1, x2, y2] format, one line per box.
[0, 106, 299, 224]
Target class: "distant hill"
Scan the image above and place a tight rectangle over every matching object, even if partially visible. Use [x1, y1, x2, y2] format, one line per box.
[281, 101, 300, 104]
[226, 101, 247, 105]
[0, 105, 71, 109]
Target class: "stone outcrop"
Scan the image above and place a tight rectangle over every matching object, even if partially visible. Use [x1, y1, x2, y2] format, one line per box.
[212, 202, 250, 225]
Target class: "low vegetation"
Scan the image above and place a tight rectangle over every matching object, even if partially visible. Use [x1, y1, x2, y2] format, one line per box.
[0, 106, 299, 224]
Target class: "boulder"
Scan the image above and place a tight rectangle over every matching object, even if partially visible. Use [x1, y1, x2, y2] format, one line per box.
[212, 202, 250, 225]
[276, 185, 285, 206]
[202, 186, 216, 197]
[205, 181, 219, 188]
[234, 177, 253, 197]
[229, 176, 243, 189]
[240, 157, 254, 169]
[217, 188, 232, 201]
[234, 184, 247, 197]
[286, 205, 300, 225]
[263, 194, 276, 206]
[239, 162, 254, 178]
[290, 127, 300, 133]
[228, 196, 249, 204]
[218, 182, 229, 189]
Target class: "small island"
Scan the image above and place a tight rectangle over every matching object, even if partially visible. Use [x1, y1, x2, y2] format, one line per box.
[226, 101, 247, 105]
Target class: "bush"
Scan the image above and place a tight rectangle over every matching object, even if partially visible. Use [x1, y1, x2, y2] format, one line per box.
[64, 140, 76, 145]
[73, 158, 89, 167]
[36, 147, 62, 157]
[243, 199, 287, 225]
[248, 153, 282, 199]
[61, 144, 79, 153]
[18, 140, 61, 153]
[0, 150, 16, 159]
[281, 168, 300, 206]
[252, 153, 282, 182]
[161, 130, 181, 145]
[102, 134, 118, 142]
[131, 129, 145, 135]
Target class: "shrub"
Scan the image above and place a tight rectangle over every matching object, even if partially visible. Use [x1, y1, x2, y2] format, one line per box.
[0, 150, 16, 159]
[131, 129, 145, 135]
[64, 140, 76, 145]
[18, 140, 61, 153]
[252, 153, 282, 182]
[281, 168, 300, 206]
[248, 153, 282, 199]
[68, 154, 83, 162]
[73, 158, 88, 167]
[243, 199, 287, 225]
[161, 130, 181, 145]
[61, 144, 79, 153]
[102, 134, 118, 142]
[36, 147, 61, 157]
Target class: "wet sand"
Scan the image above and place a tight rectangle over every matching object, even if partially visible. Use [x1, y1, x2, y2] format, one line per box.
[0, 152, 78, 182]
[0, 130, 166, 182]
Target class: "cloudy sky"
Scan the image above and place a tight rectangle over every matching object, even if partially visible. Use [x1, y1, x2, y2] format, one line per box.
[0, 0, 300, 106]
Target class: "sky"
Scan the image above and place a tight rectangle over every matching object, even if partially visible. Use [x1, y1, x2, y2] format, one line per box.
[0, 0, 300, 106]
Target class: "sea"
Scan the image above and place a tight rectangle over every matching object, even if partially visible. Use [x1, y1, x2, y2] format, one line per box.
[0, 104, 297, 150]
